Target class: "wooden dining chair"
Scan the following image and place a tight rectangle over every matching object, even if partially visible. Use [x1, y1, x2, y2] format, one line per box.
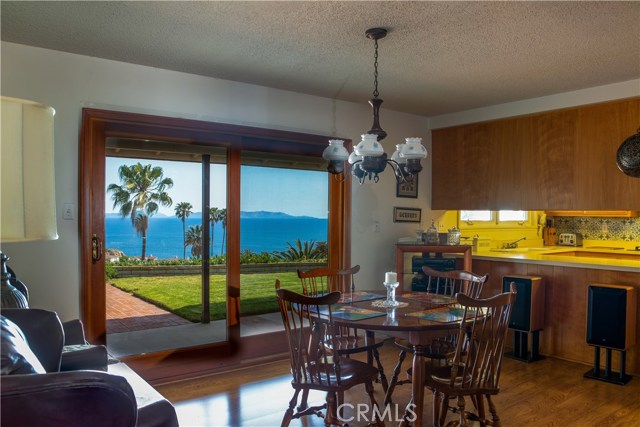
[383, 266, 488, 405]
[297, 266, 388, 393]
[427, 283, 517, 427]
[275, 280, 385, 427]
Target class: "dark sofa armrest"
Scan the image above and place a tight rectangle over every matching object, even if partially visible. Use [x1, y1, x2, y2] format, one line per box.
[62, 319, 87, 345]
[1, 308, 63, 372]
[61, 344, 109, 371]
[1, 370, 138, 427]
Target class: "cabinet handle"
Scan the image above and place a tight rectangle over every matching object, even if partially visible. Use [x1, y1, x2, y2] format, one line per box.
[92, 234, 103, 263]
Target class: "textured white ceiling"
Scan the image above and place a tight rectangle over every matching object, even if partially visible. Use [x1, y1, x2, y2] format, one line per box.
[2, 1, 639, 116]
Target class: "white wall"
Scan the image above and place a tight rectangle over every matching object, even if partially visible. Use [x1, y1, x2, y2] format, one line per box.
[1, 42, 429, 320]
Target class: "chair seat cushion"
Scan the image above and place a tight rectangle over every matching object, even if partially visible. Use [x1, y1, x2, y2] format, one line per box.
[0, 316, 45, 375]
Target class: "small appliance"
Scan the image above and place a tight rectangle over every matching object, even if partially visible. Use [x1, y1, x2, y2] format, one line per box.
[557, 233, 583, 246]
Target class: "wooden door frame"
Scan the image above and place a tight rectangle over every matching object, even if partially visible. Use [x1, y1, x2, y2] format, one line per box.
[80, 108, 351, 351]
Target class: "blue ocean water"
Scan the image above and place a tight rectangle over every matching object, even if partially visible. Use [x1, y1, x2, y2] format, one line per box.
[106, 215, 328, 259]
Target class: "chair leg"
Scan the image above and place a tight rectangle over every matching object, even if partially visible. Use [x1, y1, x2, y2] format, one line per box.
[456, 395, 467, 427]
[365, 381, 386, 427]
[383, 349, 407, 406]
[337, 390, 345, 420]
[324, 391, 341, 427]
[298, 389, 310, 411]
[470, 394, 486, 426]
[487, 394, 500, 427]
[281, 389, 300, 427]
[432, 391, 449, 427]
[372, 347, 389, 393]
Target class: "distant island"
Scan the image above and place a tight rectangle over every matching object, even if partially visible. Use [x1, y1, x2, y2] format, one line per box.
[105, 211, 324, 220]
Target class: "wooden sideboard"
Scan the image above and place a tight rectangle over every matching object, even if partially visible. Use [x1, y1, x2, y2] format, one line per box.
[395, 244, 472, 291]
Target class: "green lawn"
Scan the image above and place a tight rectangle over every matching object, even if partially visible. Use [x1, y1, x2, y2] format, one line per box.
[109, 272, 303, 322]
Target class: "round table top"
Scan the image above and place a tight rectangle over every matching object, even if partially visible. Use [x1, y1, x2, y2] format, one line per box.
[324, 290, 463, 333]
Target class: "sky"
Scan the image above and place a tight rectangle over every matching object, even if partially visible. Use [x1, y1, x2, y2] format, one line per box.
[105, 157, 328, 218]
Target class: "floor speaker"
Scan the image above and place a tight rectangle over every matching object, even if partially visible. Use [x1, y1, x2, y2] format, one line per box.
[503, 275, 545, 362]
[586, 284, 636, 350]
[503, 275, 544, 332]
[584, 284, 637, 385]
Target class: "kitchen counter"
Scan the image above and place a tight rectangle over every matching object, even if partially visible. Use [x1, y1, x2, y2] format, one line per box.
[473, 246, 640, 273]
[397, 240, 639, 273]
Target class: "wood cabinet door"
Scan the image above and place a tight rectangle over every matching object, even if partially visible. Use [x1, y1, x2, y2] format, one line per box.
[575, 99, 640, 210]
[432, 97, 640, 210]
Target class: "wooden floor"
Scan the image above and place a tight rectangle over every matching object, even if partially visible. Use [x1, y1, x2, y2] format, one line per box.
[157, 340, 640, 426]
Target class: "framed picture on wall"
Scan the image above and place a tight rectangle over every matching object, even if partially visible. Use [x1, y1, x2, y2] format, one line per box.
[393, 207, 422, 223]
[396, 175, 418, 198]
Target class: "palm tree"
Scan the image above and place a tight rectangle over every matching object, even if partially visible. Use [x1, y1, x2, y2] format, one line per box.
[107, 162, 173, 260]
[175, 202, 193, 259]
[219, 208, 227, 255]
[133, 213, 149, 260]
[209, 207, 221, 257]
[185, 224, 203, 258]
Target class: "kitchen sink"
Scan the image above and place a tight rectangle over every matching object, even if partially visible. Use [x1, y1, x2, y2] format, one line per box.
[489, 247, 549, 253]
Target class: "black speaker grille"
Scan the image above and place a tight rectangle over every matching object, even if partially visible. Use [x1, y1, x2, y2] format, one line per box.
[586, 286, 627, 350]
[503, 277, 532, 331]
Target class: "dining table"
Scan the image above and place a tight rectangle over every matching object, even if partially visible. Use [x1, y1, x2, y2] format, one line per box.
[323, 289, 464, 427]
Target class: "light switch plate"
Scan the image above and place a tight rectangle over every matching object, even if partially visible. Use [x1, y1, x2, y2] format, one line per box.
[63, 203, 74, 220]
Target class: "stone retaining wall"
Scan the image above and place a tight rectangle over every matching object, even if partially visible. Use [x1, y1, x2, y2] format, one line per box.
[113, 262, 327, 277]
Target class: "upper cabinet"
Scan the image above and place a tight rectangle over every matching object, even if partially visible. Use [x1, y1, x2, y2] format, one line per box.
[432, 98, 640, 210]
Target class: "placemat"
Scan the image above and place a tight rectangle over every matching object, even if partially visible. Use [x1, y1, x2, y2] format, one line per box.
[338, 291, 385, 304]
[398, 292, 455, 305]
[321, 305, 386, 321]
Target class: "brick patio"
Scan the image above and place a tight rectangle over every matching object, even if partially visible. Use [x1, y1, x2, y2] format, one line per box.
[106, 283, 191, 334]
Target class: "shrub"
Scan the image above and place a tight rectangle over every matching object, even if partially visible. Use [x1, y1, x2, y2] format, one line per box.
[105, 262, 118, 280]
[240, 250, 278, 264]
[272, 239, 327, 261]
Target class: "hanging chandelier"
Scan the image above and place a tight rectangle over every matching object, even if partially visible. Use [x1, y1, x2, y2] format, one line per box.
[323, 28, 427, 184]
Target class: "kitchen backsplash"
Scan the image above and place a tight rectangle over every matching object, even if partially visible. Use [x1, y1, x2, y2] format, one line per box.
[552, 216, 640, 241]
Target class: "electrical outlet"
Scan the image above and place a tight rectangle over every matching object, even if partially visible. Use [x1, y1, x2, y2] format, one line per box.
[373, 221, 381, 233]
[63, 203, 74, 220]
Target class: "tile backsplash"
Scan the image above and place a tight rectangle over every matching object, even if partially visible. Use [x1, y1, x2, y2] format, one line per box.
[552, 216, 640, 241]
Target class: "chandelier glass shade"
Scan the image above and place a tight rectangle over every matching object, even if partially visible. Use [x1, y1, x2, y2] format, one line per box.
[323, 28, 428, 184]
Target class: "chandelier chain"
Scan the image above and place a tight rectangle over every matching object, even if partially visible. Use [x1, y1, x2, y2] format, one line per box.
[373, 39, 379, 98]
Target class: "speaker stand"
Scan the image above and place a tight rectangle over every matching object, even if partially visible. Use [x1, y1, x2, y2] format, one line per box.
[584, 346, 632, 385]
[506, 330, 545, 363]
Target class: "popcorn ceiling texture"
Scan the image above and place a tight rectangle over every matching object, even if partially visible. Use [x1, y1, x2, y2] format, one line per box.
[553, 217, 640, 242]
[1, 1, 639, 117]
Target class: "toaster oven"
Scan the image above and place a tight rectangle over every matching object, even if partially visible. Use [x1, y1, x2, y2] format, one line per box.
[557, 233, 583, 246]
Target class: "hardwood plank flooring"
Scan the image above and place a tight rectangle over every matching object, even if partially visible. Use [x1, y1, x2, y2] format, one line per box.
[157, 340, 640, 426]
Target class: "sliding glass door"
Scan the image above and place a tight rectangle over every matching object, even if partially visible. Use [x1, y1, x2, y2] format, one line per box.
[239, 152, 328, 337]
[104, 139, 228, 356]
[80, 108, 350, 371]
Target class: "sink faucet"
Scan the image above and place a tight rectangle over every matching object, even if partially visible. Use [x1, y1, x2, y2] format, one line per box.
[503, 237, 526, 249]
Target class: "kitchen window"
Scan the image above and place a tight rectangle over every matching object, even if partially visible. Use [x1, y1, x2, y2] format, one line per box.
[460, 210, 531, 226]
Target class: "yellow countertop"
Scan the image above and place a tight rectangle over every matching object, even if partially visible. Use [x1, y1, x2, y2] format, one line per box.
[473, 245, 640, 273]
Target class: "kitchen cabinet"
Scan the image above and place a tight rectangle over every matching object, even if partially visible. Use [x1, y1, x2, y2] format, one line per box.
[545, 210, 639, 218]
[432, 97, 640, 210]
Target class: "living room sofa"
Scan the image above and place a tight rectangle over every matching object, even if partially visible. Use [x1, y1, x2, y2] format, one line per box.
[1, 308, 179, 427]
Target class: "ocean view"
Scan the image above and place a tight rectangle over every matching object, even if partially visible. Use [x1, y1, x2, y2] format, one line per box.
[106, 213, 328, 259]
